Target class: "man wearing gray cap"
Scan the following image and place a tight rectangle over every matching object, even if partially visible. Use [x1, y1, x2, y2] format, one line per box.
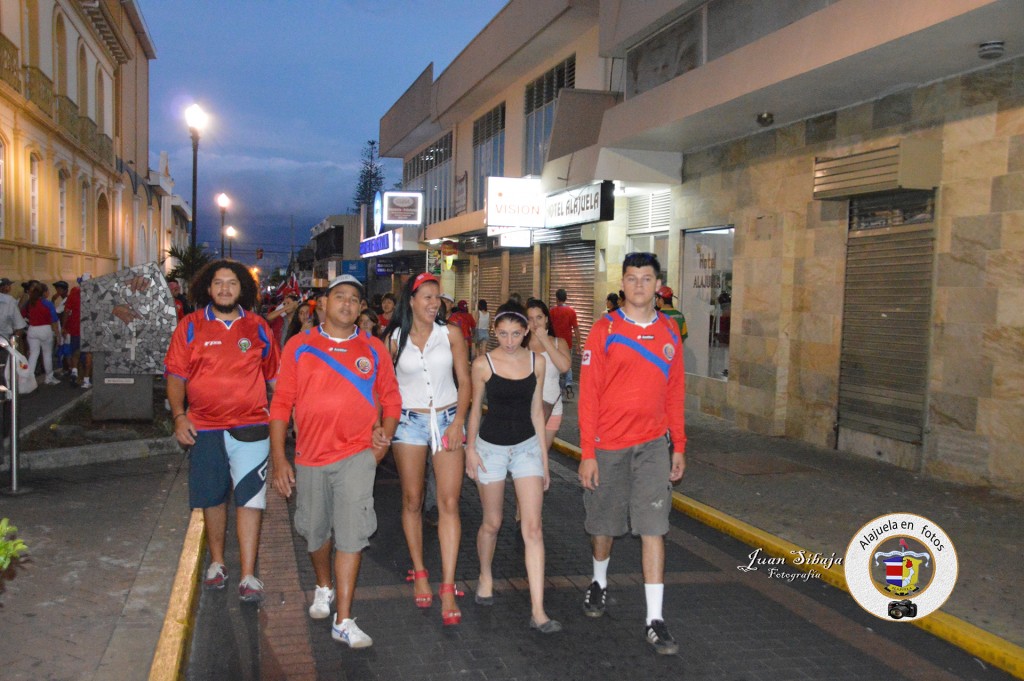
[270, 274, 401, 649]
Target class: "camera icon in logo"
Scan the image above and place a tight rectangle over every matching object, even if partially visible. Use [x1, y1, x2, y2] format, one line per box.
[887, 599, 918, 620]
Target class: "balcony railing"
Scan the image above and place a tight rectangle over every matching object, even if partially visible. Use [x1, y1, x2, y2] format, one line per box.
[0, 34, 20, 92]
[56, 95, 79, 137]
[78, 116, 98, 152]
[97, 134, 113, 165]
[23, 65, 54, 116]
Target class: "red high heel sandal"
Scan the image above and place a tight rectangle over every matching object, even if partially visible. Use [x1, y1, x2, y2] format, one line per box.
[439, 583, 464, 625]
[406, 569, 432, 608]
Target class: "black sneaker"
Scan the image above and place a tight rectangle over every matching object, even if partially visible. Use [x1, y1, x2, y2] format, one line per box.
[583, 581, 607, 618]
[645, 619, 679, 655]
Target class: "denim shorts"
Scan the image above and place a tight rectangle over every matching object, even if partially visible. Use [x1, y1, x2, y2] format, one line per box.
[474, 435, 544, 484]
[393, 405, 460, 451]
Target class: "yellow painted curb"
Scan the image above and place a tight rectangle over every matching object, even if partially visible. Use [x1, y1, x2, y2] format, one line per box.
[148, 508, 206, 681]
[552, 437, 1024, 679]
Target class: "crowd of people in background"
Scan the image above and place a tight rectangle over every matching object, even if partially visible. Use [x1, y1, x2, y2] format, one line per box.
[162, 251, 688, 655]
[0, 275, 94, 392]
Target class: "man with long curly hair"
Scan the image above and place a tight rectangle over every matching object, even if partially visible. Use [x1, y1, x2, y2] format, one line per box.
[164, 260, 280, 603]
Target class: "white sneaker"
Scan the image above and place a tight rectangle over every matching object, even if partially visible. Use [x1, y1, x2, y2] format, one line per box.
[44, 377, 60, 385]
[81, 378, 91, 389]
[332, 617, 373, 648]
[309, 585, 335, 619]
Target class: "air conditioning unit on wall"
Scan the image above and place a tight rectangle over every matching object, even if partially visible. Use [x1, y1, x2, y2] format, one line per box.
[813, 139, 941, 200]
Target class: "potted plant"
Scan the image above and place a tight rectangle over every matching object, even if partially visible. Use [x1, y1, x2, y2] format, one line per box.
[0, 518, 28, 586]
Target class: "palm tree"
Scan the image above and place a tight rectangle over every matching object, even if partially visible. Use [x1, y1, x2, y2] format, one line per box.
[162, 244, 212, 291]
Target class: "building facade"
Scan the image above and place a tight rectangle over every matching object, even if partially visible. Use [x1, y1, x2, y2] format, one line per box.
[0, 0, 187, 284]
[380, 0, 1024, 494]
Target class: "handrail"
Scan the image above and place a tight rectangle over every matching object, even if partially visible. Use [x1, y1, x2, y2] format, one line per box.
[0, 337, 21, 493]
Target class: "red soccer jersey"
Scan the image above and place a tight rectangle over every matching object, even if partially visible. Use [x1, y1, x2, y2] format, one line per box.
[448, 311, 476, 341]
[549, 304, 578, 347]
[270, 326, 402, 466]
[64, 287, 81, 335]
[164, 306, 280, 430]
[579, 309, 686, 459]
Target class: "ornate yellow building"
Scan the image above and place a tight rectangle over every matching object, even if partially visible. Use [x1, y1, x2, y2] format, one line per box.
[0, 0, 188, 284]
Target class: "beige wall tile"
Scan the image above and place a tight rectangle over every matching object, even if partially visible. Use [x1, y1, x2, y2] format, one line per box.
[941, 177, 994, 218]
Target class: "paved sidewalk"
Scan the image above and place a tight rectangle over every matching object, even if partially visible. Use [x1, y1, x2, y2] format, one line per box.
[192, 448, 1015, 680]
[0, 450, 191, 681]
[555, 396, 1023, 649]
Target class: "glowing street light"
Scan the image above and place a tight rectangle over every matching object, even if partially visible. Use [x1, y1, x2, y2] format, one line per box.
[225, 225, 238, 257]
[217, 193, 231, 256]
[185, 104, 209, 249]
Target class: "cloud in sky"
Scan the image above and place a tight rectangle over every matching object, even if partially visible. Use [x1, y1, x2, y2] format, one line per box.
[142, 0, 506, 269]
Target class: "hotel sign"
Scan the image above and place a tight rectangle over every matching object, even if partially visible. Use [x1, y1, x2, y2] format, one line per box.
[544, 181, 614, 228]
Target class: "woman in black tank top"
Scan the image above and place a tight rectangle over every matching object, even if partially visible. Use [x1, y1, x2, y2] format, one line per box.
[465, 300, 562, 633]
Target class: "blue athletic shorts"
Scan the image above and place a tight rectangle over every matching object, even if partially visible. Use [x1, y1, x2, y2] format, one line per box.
[188, 428, 269, 510]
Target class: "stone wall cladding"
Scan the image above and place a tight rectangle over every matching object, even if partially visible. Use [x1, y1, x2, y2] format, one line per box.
[677, 56, 1024, 491]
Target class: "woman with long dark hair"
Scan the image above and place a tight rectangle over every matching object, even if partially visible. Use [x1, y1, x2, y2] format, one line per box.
[284, 300, 317, 344]
[465, 299, 560, 632]
[25, 282, 60, 384]
[383, 272, 471, 626]
[526, 299, 571, 450]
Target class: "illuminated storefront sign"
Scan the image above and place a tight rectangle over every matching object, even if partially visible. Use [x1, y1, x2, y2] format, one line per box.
[359, 228, 404, 258]
[383, 191, 424, 225]
[486, 177, 544, 232]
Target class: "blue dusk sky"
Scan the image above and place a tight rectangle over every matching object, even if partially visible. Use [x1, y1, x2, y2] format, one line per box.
[141, 0, 507, 270]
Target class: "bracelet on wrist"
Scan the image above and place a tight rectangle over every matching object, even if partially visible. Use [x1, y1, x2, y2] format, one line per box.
[173, 413, 187, 420]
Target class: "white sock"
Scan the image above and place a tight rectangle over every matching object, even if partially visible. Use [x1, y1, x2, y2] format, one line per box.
[645, 583, 664, 625]
[592, 557, 610, 589]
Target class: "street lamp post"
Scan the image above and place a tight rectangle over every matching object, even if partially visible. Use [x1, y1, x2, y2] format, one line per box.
[185, 104, 209, 249]
[217, 193, 231, 256]
[225, 225, 238, 258]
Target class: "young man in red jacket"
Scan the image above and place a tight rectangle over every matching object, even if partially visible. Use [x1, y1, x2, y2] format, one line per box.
[270, 274, 401, 649]
[578, 252, 686, 655]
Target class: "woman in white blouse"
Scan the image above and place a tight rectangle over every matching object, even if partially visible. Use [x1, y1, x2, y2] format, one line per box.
[383, 272, 471, 626]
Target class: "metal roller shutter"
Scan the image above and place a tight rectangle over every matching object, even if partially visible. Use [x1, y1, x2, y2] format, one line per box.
[547, 240, 596, 380]
[508, 251, 534, 301]
[837, 224, 934, 442]
[453, 259, 472, 304]
[477, 254, 503, 349]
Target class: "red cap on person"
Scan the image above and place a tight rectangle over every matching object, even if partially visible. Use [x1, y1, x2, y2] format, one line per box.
[412, 272, 439, 292]
[657, 285, 674, 300]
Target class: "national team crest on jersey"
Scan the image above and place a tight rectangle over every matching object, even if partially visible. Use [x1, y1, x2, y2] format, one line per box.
[238, 338, 252, 352]
[663, 343, 674, 361]
[582, 350, 592, 366]
[355, 357, 373, 374]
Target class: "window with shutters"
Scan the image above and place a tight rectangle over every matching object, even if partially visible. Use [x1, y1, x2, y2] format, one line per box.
[404, 132, 453, 226]
[524, 56, 575, 176]
[838, 190, 936, 442]
[473, 104, 505, 211]
[58, 170, 68, 248]
[30, 153, 40, 244]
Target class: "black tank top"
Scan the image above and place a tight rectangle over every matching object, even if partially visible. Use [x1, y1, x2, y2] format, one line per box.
[479, 352, 537, 446]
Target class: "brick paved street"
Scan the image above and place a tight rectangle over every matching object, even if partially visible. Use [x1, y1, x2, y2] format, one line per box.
[188, 445, 1017, 681]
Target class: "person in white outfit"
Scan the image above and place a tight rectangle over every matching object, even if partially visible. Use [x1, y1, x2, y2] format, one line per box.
[25, 283, 60, 385]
